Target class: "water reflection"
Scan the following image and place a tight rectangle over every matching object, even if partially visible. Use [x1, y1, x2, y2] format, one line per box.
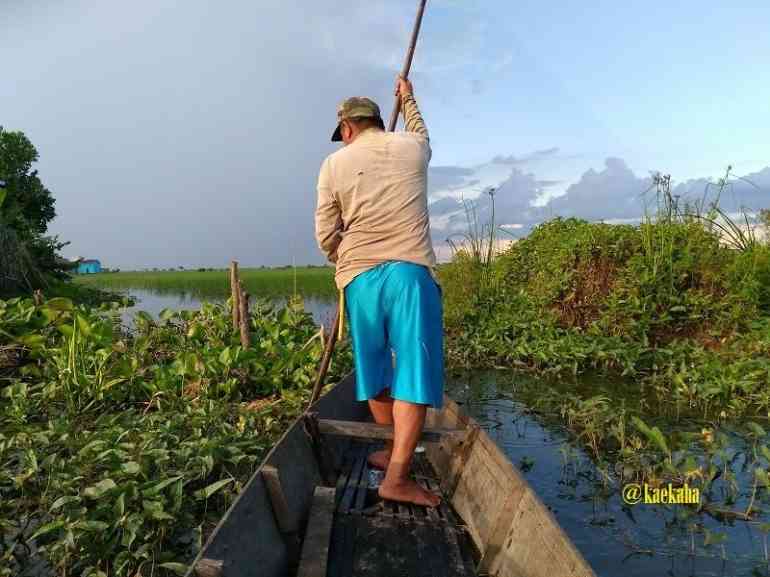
[115, 288, 337, 329]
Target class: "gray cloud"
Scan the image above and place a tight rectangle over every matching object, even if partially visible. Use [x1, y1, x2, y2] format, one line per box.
[547, 158, 653, 221]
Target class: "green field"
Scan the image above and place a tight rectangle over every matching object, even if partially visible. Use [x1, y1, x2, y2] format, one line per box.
[75, 267, 337, 300]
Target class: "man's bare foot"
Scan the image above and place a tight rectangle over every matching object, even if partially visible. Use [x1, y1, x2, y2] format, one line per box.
[378, 478, 441, 507]
[367, 450, 391, 470]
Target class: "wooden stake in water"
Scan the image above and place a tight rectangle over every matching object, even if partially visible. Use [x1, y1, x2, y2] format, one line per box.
[238, 281, 250, 349]
[230, 261, 240, 332]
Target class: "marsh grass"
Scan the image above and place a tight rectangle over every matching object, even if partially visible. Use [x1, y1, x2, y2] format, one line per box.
[75, 267, 336, 301]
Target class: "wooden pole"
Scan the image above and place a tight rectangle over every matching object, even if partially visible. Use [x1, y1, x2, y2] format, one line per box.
[238, 282, 250, 349]
[387, 0, 428, 132]
[309, 308, 340, 406]
[230, 261, 240, 332]
[309, 0, 429, 410]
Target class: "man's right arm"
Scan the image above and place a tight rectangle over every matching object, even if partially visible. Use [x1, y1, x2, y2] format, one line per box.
[397, 77, 429, 141]
[315, 157, 342, 263]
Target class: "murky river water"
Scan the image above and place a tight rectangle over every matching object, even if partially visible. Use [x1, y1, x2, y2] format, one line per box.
[446, 370, 768, 577]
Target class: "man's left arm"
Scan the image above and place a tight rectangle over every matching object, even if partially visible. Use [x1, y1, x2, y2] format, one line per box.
[315, 157, 342, 263]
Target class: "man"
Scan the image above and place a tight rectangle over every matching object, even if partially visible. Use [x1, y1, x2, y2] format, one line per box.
[315, 76, 442, 507]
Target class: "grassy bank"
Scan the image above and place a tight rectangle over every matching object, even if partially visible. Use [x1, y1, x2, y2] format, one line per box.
[0, 295, 351, 576]
[75, 267, 336, 300]
[441, 215, 770, 417]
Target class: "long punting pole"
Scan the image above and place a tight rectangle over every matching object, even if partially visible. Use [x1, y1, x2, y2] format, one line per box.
[387, 0, 428, 132]
[309, 0, 429, 407]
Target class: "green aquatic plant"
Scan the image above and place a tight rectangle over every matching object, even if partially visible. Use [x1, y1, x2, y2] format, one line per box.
[0, 294, 352, 576]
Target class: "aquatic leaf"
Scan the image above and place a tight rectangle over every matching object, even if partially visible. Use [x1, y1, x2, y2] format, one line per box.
[79, 520, 109, 532]
[16, 333, 45, 349]
[29, 519, 65, 541]
[747, 422, 766, 437]
[50, 495, 81, 511]
[76, 313, 93, 336]
[143, 499, 174, 520]
[142, 475, 183, 497]
[121, 461, 141, 475]
[159, 563, 188, 575]
[114, 493, 125, 517]
[159, 308, 175, 321]
[194, 477, 233, 500]
[83, 478, 117, 499]
[45, 297, 74, 311]
[631, 416, 669, 455]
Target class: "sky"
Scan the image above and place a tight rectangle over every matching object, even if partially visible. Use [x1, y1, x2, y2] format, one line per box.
[2, 0, 768, 269]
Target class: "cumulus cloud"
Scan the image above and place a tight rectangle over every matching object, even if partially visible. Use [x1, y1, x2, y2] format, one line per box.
[430, 155, 770, 250]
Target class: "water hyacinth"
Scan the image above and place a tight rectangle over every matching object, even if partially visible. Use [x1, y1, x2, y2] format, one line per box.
[0, 295, 351, 576]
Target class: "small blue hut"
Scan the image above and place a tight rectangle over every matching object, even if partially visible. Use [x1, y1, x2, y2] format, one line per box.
[76, 259, 102, 274]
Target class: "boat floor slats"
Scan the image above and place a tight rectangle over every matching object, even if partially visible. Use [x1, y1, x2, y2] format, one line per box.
[326, 443, 475, 577]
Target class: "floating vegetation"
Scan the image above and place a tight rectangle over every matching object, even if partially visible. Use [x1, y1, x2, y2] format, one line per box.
[0, 295, 351, 576]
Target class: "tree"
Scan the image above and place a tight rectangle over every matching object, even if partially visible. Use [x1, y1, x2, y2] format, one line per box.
[0, 127, 56, 238]
[0, 127, 70, 293]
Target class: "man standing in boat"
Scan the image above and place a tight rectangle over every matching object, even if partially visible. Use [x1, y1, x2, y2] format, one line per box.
[315, 76, 442, 507]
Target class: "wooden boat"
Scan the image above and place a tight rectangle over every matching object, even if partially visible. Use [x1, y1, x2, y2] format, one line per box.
[187, 373, 597, 577]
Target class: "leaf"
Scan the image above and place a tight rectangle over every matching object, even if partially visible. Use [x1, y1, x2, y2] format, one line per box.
[0, 188, 6, 210]
[631, 416, 669, 455]
[29, 519, 65, 542]
[114, 493, 125, 517]
[76, 313, 93, 336]
[194, 478, 233, 500]
[121, 461, 141, 476]
[747, 422, 767, 438]
[142, 475, 183, 497]
[159, 563, 188, 576]
[45, 297, 74, 311]
[142, 500, 174, 521]
[50, 495, 81, 511]
[83, 478, 117, 499]
[159, 308, 175, 321]
[79, 520, 109, 532]
[16, 333, 45, 349]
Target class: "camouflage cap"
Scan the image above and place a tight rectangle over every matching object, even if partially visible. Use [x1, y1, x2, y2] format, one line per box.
[331, 96, 383, 142]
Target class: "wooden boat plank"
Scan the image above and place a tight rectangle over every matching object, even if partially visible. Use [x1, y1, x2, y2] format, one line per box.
[339, 450, 366, 514]
[186, 373, 365, 577]
[296, 486, 336, 577]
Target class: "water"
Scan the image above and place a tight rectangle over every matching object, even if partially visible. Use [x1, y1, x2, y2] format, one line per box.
[113, 288, 337, 329]
[446, 371, 768, 577]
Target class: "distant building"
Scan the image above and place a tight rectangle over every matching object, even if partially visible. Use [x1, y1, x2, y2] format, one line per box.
[76, 259, 102, 274]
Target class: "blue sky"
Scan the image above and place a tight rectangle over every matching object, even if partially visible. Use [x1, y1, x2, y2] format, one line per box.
[2, 0, 768, 267]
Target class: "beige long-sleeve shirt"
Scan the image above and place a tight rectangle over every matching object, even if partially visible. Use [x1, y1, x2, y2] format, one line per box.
[315, 94, 437, 290]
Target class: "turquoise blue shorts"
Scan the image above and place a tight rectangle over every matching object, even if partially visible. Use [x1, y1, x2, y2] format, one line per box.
[344, 260, 444, 408]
